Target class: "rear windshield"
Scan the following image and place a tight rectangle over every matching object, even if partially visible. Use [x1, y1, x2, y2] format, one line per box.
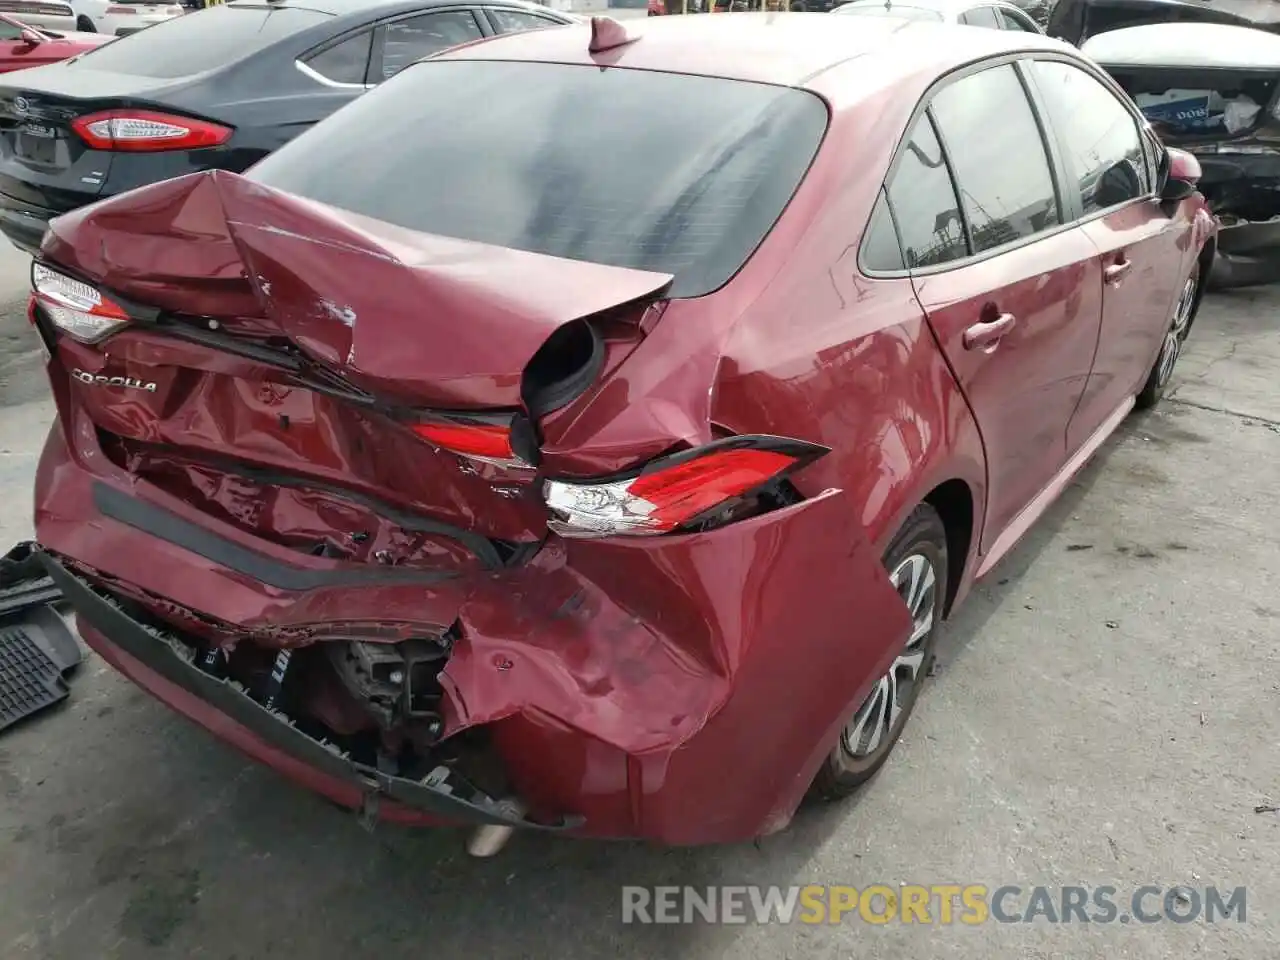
[75, 5, 329, 78]
[834, 3, 945, 19]
[247, 60, 828, 298]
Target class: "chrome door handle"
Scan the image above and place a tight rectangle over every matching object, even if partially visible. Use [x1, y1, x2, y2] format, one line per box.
[1104, 259, 1133, 284]
[963, 312, 1017, 351]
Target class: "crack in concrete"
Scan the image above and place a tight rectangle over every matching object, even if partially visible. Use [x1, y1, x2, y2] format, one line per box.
[1174, 339, 1241, 387]
[1167, 396, 1280, 429]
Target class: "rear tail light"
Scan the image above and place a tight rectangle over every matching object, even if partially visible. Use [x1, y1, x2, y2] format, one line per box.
[543, 436, 827, 538]
[71, 110, 232, 153]
[410, 420, 526, 468]
[31, 263, 130, 343]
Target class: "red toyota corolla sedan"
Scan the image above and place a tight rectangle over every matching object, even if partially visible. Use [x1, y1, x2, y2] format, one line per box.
[30, 13, 1214, 848]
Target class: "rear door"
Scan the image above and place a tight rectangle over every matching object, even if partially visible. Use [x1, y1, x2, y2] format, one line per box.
[1027, 57, 1185, 452]
[892, 60, 1104, 549]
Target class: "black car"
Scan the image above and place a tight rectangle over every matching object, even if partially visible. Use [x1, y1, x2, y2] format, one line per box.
[0, 0, 575, 253]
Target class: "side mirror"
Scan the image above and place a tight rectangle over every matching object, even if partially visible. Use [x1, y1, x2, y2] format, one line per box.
[19, 27, 43, 45]
[1160, 147, 1201, 202]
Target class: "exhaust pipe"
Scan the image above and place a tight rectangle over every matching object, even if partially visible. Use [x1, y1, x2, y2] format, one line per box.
[467, 799, 525, 857]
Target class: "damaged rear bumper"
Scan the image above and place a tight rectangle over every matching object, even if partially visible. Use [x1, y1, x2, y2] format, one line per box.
[36, 415, 912, 843]
[42, 552, 571, 832]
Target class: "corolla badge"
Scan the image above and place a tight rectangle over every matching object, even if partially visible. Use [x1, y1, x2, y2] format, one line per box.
[72, 369, 158, 392]
[12, 97, 28, 117]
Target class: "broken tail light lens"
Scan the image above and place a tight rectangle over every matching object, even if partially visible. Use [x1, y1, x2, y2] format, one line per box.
[31, 263, 130, 343]
[543, 436, 828, 538]
[410, 421, 528, 468]
[71, 110, 232, 153]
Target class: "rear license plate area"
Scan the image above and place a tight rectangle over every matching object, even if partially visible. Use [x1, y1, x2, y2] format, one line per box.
[16, 126, 57, 164]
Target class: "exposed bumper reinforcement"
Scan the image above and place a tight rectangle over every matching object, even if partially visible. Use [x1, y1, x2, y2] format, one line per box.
[39, 550, 582, 832]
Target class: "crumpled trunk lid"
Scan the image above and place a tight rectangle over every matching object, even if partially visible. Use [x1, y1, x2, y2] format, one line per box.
[39, 169, 673, 550]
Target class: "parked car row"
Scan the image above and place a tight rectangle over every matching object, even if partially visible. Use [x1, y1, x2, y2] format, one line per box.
[0, 0, 576, 253]
[25, 10, 1214, 849]
[0, 12, 106, 69]
[0, 0, 184, 36]
[832, 0, 1042, 32]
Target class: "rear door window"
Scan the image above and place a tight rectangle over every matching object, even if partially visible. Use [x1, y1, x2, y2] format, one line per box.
[960, 6, 1002, 27]
[997, 7, 1039, 30]
[929, 63, 1060, 253]
[373, 10, 485, 81]
[861, 190, 906, 272]
[486, 7, 560, 32]
[247, 60, 828, 297]
[1031, 59, 1149, 214]
[303, 29, 374, 85]
[884, 112, 968, 268]
[74, 5, 331, 78]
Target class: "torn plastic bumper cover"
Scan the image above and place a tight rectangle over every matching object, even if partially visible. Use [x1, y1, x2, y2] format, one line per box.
[39, 551, 580, 832]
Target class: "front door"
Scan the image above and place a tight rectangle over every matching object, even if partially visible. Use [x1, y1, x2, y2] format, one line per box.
[1026, 58, 1187, 452]
[891, 62, 1104, 549]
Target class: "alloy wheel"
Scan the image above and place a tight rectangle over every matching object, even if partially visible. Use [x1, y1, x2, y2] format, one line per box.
[1156, 273, 1197, 388]
[843, 552, 937, 758]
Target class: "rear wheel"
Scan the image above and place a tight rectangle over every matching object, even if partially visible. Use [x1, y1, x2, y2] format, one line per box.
[76, 15, 95, 31]
[1136, 262, 1199, 410]
[809, 503, 948, 800]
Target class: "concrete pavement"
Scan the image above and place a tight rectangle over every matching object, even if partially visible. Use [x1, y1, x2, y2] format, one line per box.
[0, 234, 1276, 959]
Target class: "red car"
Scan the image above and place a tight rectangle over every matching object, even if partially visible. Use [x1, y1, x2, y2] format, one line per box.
[0, 15, 107, 71]
[30, 13, 1213, 848]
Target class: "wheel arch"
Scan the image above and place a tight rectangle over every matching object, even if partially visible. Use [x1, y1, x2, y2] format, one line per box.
[922, 477, 975, 618]
[1191, 235, 1215, 327]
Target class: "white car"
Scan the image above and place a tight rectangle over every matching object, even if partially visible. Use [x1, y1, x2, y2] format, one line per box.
[0, 0, 183, 36]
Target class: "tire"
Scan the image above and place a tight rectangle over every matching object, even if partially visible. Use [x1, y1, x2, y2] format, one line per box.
[76, 15, 96, 31]
[1136, 262, 1200, 410]
[809, 503, 948, 801]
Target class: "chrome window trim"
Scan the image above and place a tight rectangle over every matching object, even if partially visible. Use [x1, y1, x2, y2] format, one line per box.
[295, 58, 373, 91]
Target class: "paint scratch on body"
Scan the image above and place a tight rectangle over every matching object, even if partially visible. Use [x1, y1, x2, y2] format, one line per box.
[319, 300, 357, 328]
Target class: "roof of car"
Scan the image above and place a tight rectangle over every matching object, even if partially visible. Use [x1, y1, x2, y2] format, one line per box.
[436, 12, 1069, 88]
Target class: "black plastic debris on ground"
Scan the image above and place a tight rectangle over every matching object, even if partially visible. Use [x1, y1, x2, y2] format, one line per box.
[0, 540, 62, 619]
[0, 541, 78, 733]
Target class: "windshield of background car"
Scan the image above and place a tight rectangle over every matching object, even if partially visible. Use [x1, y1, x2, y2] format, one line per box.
[247, 60, 829, 298]
[834, 3, 947, 20]
[74, 5, 330, 78]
